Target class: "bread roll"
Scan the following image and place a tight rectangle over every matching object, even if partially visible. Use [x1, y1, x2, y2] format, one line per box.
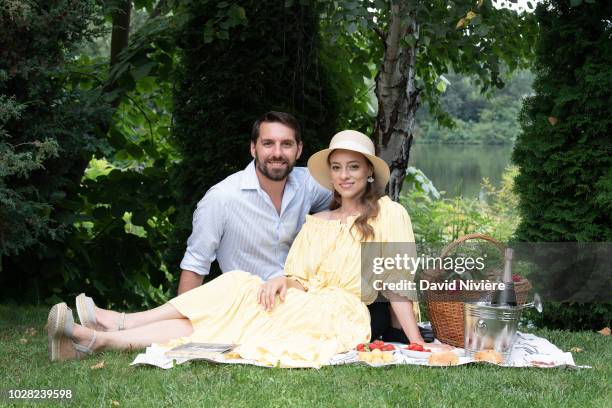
[474, 349, 503, 365]
[428, 351, 459, 366]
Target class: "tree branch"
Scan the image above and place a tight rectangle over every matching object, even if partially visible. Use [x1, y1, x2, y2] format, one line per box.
[150, 0, 167, 18]
[373, 26, 386, 43]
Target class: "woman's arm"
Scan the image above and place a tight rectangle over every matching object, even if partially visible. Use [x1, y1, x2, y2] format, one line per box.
[286, 277, 306, 291]
[389, 300, 424, 344]
[384, 290, 425, 344]
[385, 291, 453, 350]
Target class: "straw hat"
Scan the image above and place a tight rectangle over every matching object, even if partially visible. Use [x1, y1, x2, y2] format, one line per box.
[307, 130, 390, 191]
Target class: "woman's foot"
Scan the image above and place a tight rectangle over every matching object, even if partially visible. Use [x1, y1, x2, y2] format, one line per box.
[76, 293, 126, 332]
[72, 323, 101, 353]
[46, 302, 98, 361]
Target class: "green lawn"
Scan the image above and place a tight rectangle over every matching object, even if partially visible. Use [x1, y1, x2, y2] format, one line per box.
[1, 305, 610, 407]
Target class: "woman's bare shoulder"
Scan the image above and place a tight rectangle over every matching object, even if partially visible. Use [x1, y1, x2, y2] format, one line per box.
[311, 210, 333, 220]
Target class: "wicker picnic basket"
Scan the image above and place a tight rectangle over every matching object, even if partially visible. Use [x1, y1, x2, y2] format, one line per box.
[422, 233, 532, 348]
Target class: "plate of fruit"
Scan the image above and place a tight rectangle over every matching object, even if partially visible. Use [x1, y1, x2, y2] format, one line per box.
[399, 343, 433, 359]
[355, 340, 397, 365]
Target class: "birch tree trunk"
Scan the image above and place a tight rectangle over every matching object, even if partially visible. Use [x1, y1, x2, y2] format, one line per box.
[373, 0, 420, 202]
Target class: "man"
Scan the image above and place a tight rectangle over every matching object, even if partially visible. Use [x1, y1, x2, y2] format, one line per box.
[178, 111, 332, 295]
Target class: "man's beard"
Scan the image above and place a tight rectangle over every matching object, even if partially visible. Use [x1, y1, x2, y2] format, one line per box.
[255, 154, 295, 181]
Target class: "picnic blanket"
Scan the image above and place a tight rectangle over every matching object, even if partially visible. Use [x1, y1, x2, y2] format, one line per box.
[131, 325, 590, 370]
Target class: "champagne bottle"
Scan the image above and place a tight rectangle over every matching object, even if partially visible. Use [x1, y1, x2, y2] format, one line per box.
[491, 248, 517, 306]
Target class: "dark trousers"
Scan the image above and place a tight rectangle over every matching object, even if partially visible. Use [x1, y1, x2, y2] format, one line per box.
[368, 302, 434, 343]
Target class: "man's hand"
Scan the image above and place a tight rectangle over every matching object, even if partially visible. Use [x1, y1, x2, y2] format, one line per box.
[178, 270, 204, 295]
[257, 276, 287, 312]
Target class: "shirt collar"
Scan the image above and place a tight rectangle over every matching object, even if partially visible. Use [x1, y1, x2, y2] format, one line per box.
[240, 161, 260, 190]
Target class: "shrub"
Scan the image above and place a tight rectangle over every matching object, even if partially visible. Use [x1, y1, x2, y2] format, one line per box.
[512, 0, 612, 330]
[0, 0, 109, 301]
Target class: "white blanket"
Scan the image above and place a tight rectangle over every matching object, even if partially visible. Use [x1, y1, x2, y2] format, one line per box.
[131, 330, 589, 370]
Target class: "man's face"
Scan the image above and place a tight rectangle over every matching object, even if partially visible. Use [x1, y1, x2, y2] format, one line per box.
[250, 122, 302, 181]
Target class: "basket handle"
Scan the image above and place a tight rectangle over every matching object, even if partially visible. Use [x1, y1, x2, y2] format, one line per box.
[439, 233, 505, 258]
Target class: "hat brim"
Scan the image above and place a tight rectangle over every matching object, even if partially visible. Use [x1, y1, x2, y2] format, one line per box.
[307, 148, 390, 192]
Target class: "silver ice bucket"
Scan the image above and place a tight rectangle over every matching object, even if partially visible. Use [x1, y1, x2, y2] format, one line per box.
[463, 302, 522, 363]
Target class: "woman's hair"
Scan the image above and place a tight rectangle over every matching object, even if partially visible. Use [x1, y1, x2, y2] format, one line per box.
[329, 156, 383, 241]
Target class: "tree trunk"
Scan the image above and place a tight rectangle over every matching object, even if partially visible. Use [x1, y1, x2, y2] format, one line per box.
[109, 0, 132, 69]
[373, 0, 420, 202]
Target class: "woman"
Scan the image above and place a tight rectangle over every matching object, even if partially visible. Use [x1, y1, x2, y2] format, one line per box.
[47, 130, 449, 367]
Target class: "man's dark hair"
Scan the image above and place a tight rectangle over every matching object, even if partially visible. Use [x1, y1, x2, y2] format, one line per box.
[251, 111, 301, 143]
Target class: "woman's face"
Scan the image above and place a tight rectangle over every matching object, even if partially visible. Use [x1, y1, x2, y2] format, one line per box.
[328, 149, 373, 201]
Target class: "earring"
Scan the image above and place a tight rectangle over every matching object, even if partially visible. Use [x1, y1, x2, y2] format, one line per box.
[367, 176, 374, 183]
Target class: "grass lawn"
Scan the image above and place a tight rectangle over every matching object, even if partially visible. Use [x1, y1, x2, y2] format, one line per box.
[1, 305, 610, 407]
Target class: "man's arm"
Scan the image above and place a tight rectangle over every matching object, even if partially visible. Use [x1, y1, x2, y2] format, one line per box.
[178, 270, 204, 295]
[178, 188, 226, 295]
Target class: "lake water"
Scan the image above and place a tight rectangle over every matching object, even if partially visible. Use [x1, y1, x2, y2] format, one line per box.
[407, 144, 514, 198]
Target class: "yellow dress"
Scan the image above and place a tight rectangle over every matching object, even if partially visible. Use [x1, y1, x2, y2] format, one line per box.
[168, 196, 419, 368]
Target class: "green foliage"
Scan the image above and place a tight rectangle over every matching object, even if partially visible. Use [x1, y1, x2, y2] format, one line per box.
[0, 94, 60, 255]
[0, 1, 181, 306]
[168, 0, 352, 270]
[320, 0, 538, 128]
[0, 1, 110, 281]
[55, 3, 184, 308]
[417, 70, 534, 144]
[512, 0, 612, 330]
[400, 166, 521, 243]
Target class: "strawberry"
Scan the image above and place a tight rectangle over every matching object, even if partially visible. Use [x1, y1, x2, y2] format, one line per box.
[356, 343, 365, 352]
[512, 274, 522, 282]
[383, 344, 395, 351]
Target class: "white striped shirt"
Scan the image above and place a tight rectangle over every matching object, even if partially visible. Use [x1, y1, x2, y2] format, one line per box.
[180, 161, 332, 280]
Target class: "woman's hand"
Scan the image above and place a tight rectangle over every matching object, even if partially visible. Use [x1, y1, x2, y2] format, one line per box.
[424, 342, 454, 352]
[257, 276, 287, 312]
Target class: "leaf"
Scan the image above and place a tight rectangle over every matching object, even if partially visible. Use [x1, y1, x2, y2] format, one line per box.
[466, 11, 477, 21]
[436, 80, 447, 93]
[402, 34, 417, 48]
[90, 360, 105, 369]
[203, 23, 214, 44]
[235, 6, 246, 21]
[111, 401, 120, 407]
[131, 62, 156, 81]
[456, 18, 466, 29]
[569, 347, 583, 352]
[548, 116, 558, 126]
[598, 327, 610, 336]
[469, 15, 482, 26]
[477, 0, 484, 7]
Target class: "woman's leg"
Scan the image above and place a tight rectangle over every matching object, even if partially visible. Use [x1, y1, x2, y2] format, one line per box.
[73, 318, 194, 352]
[95, 303, 186, 331]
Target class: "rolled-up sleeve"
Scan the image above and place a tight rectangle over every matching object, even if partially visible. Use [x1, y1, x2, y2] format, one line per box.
[179, 188, 226, 275]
